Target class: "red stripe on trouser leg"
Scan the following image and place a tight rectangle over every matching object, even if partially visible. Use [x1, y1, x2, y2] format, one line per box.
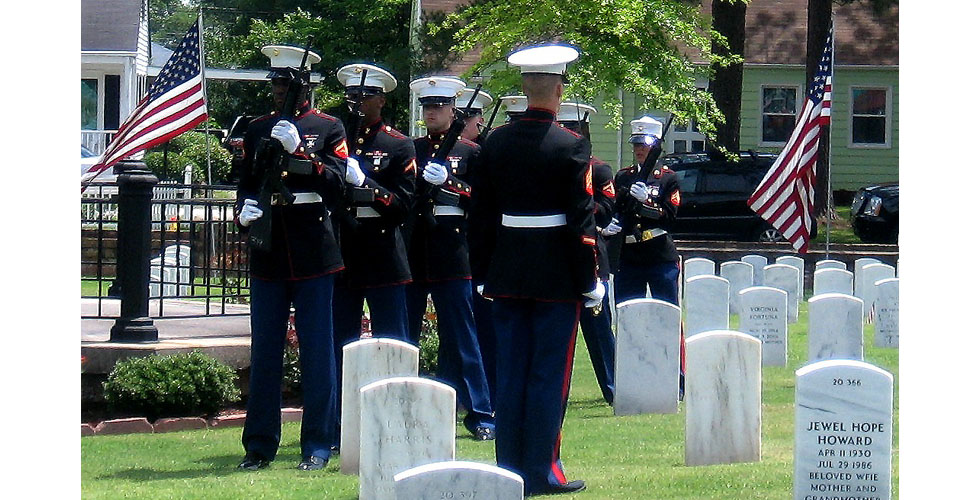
[550, 303, 580, 485]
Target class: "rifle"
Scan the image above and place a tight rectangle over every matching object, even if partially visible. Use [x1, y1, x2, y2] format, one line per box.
[247, 37, 315, 252]
[475, 96, 502, 144]
[610, 114, 675, 254]
[343, 70, 377, 209]
[425, 83, 483, 210]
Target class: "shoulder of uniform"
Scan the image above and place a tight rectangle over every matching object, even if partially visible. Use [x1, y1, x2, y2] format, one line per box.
[458, 137, 478, 149]
[311, 109, 338, 121]
[555, 124, 582, 139]
[250, 113, 277, 125]
[382, 125, 408, 140]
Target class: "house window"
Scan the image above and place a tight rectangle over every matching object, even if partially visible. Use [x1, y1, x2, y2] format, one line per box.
[669, 118, 705, 153]
[851, 87, 889, 147]
[761, 86, 799, 145]
[82, 79, 99, 130]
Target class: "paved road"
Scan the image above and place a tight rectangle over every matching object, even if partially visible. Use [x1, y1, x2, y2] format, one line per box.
[81, 298, 251, 342]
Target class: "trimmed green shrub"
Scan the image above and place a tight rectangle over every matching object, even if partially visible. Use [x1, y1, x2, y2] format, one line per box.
[145, 130, 233, 183]
[103, 351, 241, 420]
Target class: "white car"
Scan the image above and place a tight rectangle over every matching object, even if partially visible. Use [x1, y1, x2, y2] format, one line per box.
[81, 145, 117, 194]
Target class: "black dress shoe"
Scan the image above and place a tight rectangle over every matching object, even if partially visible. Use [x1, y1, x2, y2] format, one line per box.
[474, 425, 496, 441]
[297, 455, 326, 471]
[531, 480, 587, 496]
[237, 452, 270, 471]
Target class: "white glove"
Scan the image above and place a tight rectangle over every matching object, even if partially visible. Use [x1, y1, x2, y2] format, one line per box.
[346, 157, 366, 186]
[583, 281, 606, 308]
[422, 162, 449, 185]
[630, 182, 650, 202]
[476, 284, 485, 296]
[271, 120, 301, 153]
[600, 218, 622, 237]
[238, 199, 263, 227]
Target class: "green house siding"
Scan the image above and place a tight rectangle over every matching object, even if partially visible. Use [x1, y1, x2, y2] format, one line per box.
[585, 65, 899, 190]
[741, 65, 899, 191]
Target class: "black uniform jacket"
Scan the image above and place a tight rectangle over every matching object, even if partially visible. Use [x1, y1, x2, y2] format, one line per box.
[591, 156, 616, 281]
[336, 118, 417, 288]
[236, 103, 347, 280]
[470, 107, 599, 302]
[405, 131, 480, 282]
[613, 163, 682, 266]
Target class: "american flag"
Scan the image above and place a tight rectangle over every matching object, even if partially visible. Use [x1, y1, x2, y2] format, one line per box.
[747, 24, 833, 253]
[82, 16, 208, 187]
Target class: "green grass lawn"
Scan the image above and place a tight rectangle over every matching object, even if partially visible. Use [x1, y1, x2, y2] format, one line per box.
[81, 298, 898, 499]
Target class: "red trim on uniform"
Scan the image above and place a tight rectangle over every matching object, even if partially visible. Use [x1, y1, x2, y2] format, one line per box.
[404, 158, 417, 174]
[584, 164, 593, 195]
[601, 181, 616, 198]
[670, 189, 681, 206]
[550, 304, 581, 485]
[581, 236, 596, 246]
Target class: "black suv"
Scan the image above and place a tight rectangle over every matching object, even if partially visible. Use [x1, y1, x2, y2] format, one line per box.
[662, 151, 786, 242]
[850, 183, 898, 243]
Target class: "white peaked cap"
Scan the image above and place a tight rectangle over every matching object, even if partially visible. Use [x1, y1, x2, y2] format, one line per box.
[507, 44, 579, 75]
[456, 88, 493, 110]
[501, 95, 528, 114]
[630, 115, 664, 139]
[261, 45, 322, 69]
[409, 76, 466, 100]
[337, 63, 398, 92]
[557, 102, 597, 123]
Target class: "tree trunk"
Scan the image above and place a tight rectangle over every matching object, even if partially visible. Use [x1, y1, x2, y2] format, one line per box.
[709, 0, 747, 153]
[808, 0, 833, 216]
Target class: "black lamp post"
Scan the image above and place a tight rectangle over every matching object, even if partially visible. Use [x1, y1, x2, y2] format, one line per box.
[109, 160, 160, 342]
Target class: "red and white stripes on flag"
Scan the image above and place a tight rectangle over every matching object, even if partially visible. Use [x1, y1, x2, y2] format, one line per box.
[82, 16, 208, 189]
[747, 25, 834, 253]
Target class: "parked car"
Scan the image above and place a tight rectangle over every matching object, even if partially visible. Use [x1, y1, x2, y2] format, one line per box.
[850, 183, 898, 243]
[81, 145, 117, 195]
[661, 151, 789, 242]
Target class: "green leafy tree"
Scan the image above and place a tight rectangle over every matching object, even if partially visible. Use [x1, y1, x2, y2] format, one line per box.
[433, 0, 738, 142]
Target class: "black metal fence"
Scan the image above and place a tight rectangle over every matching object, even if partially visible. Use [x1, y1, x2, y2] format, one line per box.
[81, 182, 250, 319]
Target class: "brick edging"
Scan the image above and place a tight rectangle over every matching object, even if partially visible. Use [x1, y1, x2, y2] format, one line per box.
[82, 408, 302, 437]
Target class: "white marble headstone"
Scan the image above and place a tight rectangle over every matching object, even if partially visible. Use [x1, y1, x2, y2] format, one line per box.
[685, 330, 762, 466]
[360, 377, 456, 500]
[776, 255, 805, 297]
[608, 275, 617, 326]
[815, 259, 847, 272]
[813, 268, 853, 296]
[853, 258, 882, 316]
[764, 263, 800, 322]
[861, 264, 896, 320]
[720, 261, 754, 315]
[341, 338, 420, 474]
[793, 360, 893, 500]
[614, 298, 681, 415]
[741, 254, 768, 285]
[808, 294, 864, 362]
[684, 257, 715, 279]
[394, 461, 524, 500]
[738, 286, 789, 367]
[873, 278, 899, 348]
[684, 275, 730, 336]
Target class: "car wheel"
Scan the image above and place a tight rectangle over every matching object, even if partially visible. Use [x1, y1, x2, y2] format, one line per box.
[755, 226, 784, 243]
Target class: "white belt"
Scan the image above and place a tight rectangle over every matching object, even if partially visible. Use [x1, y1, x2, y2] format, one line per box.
[433, 205, 465, 216]
[501, 213, 567, 228]
[355, 206, 382, 218]
[272, 191, 321, 205]
[625, 228, 667, 243]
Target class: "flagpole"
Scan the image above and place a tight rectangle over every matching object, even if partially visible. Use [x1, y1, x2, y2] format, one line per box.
[824, 17, 834, 259]
[197, 10, 213, 186]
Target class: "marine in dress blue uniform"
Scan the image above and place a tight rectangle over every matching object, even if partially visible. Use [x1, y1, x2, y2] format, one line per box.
[329, 63, 418, 449]
[612, 116, 682, 306]
[404, 76, 494, 440]
[331, 63, 416, 345]
[612, 116, 686, 397]
[457, 88, 499, 406]
[557, 102, 617, 406]
[236, 45, 346, 472]
[470, 45, 603, 496]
